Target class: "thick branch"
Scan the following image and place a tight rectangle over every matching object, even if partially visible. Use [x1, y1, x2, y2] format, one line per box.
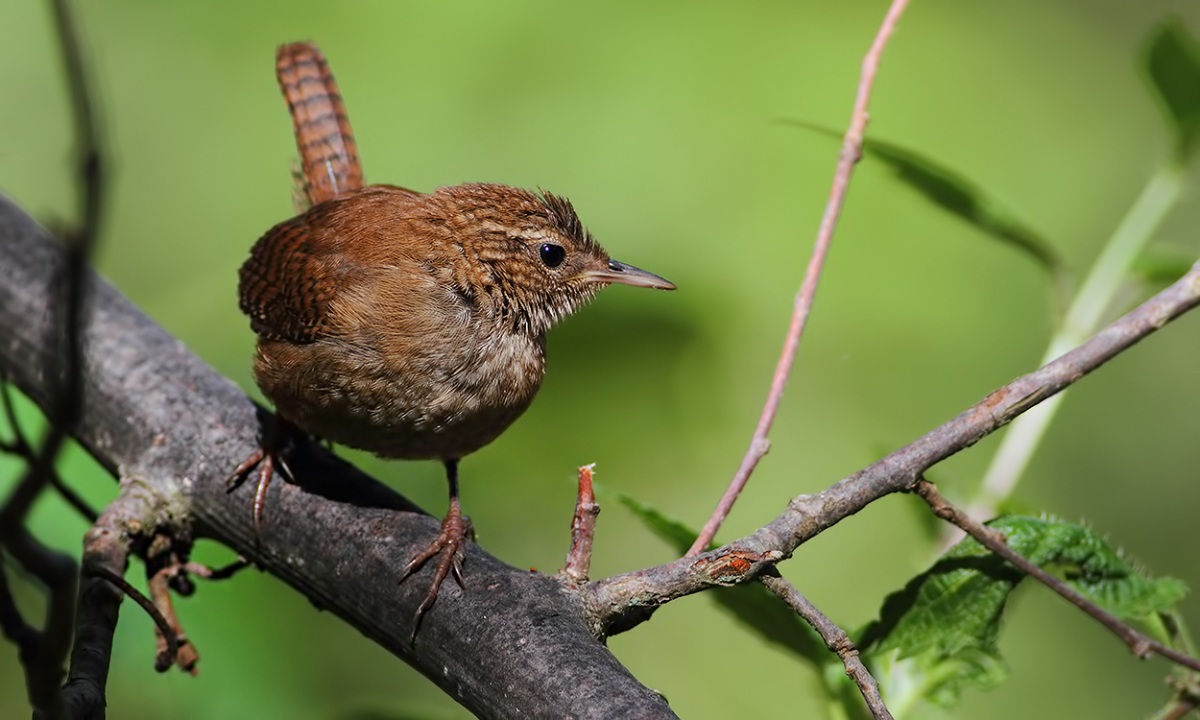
[0, 195, 675, 719]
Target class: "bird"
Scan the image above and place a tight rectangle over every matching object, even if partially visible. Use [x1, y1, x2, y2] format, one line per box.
[231, 43, 675, 627]
[235, 181, 675, 621]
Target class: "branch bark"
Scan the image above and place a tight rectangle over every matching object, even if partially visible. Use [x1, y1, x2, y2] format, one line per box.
[0, 194, 675, 719]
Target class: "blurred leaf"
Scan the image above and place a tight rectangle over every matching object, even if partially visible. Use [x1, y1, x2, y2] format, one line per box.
[606, 486, 696, 552]
[859, 516, 1187, 709]
[780, 120, 1064, 281]
[605, 487, 826, 666]
[1132, 248, 1196, 290]
[1143, 19, 1200, 163]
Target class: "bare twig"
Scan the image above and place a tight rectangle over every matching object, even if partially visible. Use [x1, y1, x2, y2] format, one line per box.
[688, 0, 912, 556]
[561, 464, 600, 584]
[1, 526, 77, 716]
[760, 573, 892, 719]
[593, 261, 1200, 632]
[47, 471, 100, 523]
[914, 479, 1200, 673]
[1158, 698, 1200, 720]
[85, 566, 183, 673]
[2, 0, 107, 525]
[1, 382, 100, 522]
[0, 4, 107, 712]
[964, 164, 1186, 536]
[0, 380, 31, 453]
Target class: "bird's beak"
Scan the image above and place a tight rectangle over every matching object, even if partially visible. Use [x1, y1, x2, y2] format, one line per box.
[579, 259, 676, 290]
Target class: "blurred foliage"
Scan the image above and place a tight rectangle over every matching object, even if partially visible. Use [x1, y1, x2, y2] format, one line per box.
[3, 1, 1200, 719]
[780, 119, 1065, 285]
[1145, 18, 1200, 164]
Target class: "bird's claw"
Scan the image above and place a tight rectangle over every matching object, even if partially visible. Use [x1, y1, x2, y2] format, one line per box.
[402, 506, 473, 639]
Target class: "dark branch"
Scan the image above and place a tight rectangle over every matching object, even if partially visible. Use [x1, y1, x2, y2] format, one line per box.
[61, 506, 132, 718]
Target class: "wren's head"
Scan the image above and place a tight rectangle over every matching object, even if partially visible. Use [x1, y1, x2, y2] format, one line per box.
[437, 183, 675, 336]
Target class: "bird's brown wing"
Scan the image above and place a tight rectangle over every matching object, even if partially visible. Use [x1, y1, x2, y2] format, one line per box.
[239, 213, 343, 343]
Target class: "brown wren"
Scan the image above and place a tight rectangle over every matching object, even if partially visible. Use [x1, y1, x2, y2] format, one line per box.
[233, 42, 675, 623]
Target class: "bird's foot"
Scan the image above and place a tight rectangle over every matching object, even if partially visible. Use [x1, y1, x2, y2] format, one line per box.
[226, 417, 298, 534]
[400, 503, 474, 638]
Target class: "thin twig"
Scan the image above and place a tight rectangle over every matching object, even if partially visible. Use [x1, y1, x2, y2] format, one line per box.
[1158, 696, 1200, 720]
[914, 479, 1200, 673]
[688, 0, 911, 556]
[760, 573, 893, 719]
[0, 381, 99, 521]
[85, 566, 182, 671]
[1, 526, 78, 715]
[1, 0, 107, 526]
[592, 261, 1200, 632]
[0, 381, 31, 454]
[0, 4, 106, 710]
[561, 464, 600, 585]
[0, 549, 42, 665]
[48, 472, 100, 522]
[960, 164, 1186, 543]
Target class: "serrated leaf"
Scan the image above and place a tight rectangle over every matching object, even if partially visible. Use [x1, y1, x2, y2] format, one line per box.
[860, 516, 1187, 708]
[1144, 20, 1200, 163]
[779, 120, 1063, 281]
[605, 487, 827, 666]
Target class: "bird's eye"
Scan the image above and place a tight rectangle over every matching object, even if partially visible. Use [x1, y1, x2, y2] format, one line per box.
[538, 243, 566, 268]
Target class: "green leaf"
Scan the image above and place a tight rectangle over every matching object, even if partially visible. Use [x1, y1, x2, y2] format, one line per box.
[859, 516, 1187, 709]
[1144, 19, 1200, 164]
[606, 487, 827, 666]
[863, 139, 1063, 277]
[779, 120, 1063, 281]
[1132, 248, 1196, 290]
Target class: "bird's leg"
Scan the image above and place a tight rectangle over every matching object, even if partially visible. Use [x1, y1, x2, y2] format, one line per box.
[226, 413, 300, 534]
[400, 459, 473, 634]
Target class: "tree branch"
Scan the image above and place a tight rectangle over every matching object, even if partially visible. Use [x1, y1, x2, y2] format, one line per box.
[687, 0, 911, 557]
[589, 257, 1200, 632]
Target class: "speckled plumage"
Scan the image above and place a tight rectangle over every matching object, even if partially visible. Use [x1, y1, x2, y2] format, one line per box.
[239, 182, 670, 462]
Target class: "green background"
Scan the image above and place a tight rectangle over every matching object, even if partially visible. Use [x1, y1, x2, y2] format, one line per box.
[3, 1, 1200, 718]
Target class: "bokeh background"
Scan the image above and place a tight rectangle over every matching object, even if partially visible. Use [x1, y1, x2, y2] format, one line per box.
[3, 1, 1200, 718]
